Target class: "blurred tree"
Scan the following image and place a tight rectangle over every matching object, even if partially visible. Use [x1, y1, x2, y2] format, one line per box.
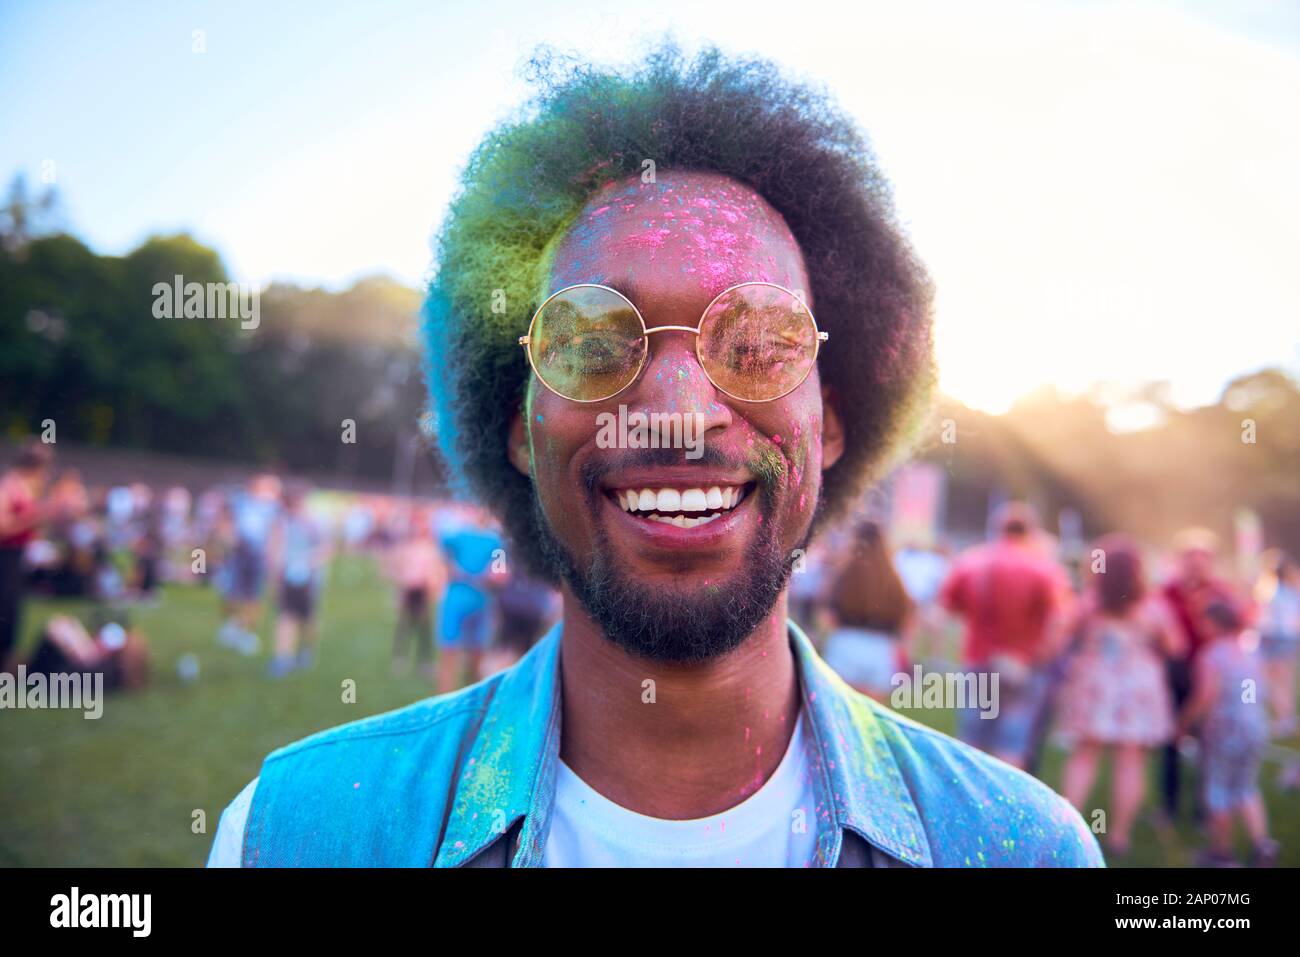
[0, 227, 440, 488]
[0, 173, 63, 255]
[916, 370, 1300, 557]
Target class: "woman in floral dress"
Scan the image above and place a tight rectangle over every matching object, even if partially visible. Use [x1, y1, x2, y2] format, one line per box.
[1058, 535, 1184, 856]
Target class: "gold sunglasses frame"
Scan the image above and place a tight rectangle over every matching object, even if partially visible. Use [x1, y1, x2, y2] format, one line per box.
[517, 281, 829, 404]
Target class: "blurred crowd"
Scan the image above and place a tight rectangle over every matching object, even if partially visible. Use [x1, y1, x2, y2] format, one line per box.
[3, 436, 1296, 866]
[798, 503, 1299, 867]
[0, 439, 557, 697]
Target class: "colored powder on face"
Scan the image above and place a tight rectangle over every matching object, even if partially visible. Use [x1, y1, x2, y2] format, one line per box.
[620, 228, 671, 250]
[702, 260, 731, 283]
[749, 446, 786, 489]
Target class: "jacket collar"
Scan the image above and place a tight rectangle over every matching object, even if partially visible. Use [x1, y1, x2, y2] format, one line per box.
[433, 626, 562, 867]
[437, 618, 932, 867]
[789, 620, 932, 866]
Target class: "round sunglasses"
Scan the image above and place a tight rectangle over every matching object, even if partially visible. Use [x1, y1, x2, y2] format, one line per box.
[518, 281, 828, 403]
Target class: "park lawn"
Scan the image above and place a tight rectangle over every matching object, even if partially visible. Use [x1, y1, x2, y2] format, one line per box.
[0, 554, 438, 867]
[1, 552, 1295, 867]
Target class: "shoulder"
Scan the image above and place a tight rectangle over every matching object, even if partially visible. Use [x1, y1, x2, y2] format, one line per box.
[263, 675, 497, 767]
[242, 676, 504, 866]
[953, 546, 990, 571]
[864, 700, 1105, 867]
[940, 553, 976, 590]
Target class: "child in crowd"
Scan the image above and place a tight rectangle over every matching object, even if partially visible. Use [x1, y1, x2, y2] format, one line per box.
[387, 509, 447, 681]
[1178, 600, 1279, 866]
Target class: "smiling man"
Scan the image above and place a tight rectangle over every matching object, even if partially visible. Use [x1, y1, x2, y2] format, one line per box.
[208, 45, 1102, 868]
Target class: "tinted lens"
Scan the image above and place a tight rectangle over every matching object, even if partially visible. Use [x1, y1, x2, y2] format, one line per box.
[528, 286, 646, 401]
[697, 284, 819, 401]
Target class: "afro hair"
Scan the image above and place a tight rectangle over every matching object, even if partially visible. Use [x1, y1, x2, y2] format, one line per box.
[423, 41, 935, 581]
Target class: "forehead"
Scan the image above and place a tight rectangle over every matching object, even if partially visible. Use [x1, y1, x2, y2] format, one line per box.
[546, 171, 810, 306]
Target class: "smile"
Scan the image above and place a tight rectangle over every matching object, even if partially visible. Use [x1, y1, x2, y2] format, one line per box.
[607, 483, 752, 529]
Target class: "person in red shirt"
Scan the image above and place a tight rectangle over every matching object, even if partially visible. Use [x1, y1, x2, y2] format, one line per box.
[0, 440, 54, 671]
[1159, 528, 1244, 820]
[939, 502, 1073, 769]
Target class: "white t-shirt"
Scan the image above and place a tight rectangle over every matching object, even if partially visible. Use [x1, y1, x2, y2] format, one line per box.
[207, 777, 256, 867]
[208, 717, 819, 868]
[542, 715, 818, 867]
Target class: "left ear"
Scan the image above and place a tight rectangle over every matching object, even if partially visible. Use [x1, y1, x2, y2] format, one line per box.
[507, 407, 532, 478]
[820, 384, 845, 470]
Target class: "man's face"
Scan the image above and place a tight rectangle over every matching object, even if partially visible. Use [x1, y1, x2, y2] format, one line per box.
[509, 171, 844, 663]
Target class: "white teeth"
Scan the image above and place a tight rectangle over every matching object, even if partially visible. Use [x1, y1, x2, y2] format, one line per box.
[655, 488, 681, 512]
[646, 512, 723, 528]
[680, 488, 708, 512]
[616, 485, 748, 515]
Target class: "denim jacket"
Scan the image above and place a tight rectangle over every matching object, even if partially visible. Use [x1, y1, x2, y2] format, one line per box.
[240, 620, 1103, 867]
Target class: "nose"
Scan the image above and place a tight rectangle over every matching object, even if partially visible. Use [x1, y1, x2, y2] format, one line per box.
[625, 329, 732, 433]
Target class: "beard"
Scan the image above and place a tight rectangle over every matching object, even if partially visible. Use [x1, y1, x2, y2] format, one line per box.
[530, 445, 810, 665]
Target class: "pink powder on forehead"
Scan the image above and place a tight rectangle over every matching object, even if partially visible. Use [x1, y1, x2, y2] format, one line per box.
[702, 260, 730, 283]
[590, 206, 610, 218]
[618, 228, 672, 250]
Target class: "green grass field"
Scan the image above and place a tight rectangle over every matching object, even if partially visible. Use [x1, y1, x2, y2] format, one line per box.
[1, 553, 1295, 867]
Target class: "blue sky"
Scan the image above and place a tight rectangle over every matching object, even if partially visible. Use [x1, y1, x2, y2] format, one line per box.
[3, 0, 1298, 413]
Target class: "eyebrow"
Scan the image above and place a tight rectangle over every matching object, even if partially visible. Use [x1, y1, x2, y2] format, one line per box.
[590, 275, 644, 305]
[582, 276, 728, 309]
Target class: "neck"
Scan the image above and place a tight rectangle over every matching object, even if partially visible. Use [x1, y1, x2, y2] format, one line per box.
[558, 585, 800, 819]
